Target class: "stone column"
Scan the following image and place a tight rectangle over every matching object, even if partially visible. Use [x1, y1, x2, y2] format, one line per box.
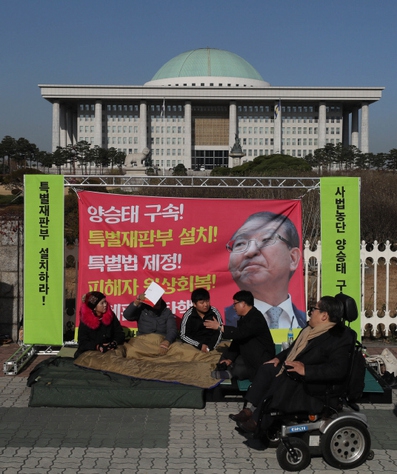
[139, 101, 147, 151]
[342, 109, 350, 147]
[228, 101, 237, 167]
[185, 101, 192, 167]
[273, 100, 282, 153]
[361, 102, 369, 153]
[66, 108, 74, 146]
[94, 100, 102, 147]
[318, 102, 326, 149]
[351, 107, 359, 148]
[60, 104, 67, 148]
[229, 101, 237, 144]
[72, 110, 78, 144]
[52, 101, 60, 151]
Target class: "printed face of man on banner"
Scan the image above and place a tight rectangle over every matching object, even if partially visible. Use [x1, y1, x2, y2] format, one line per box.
[225, 211, 306, 330]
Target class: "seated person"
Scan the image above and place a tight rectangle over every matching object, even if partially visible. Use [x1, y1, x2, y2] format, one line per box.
[180, 288, 223, 352]
[74, 291, 125, 359]
[123, 294, 177, 355]
[230, 296, 352, 433]
[204, 290, 275, 381]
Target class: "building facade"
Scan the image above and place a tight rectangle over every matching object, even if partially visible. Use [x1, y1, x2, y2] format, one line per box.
[39, 48, 383, 170]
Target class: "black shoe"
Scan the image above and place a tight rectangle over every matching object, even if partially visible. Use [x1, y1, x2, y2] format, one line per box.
[237, 418, 257, 433]
[211, 369, 232, 379]
[229, 408, 253, 422]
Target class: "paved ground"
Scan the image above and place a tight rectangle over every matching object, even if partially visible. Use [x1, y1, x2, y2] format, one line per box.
[1, 342, 397, 474]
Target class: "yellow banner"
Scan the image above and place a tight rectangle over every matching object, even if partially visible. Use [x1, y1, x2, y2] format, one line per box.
[320, 177, 361, 337]
[24, 175, 64, 344]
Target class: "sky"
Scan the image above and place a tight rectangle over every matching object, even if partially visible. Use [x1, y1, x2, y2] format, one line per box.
[1, 0, 396, 154]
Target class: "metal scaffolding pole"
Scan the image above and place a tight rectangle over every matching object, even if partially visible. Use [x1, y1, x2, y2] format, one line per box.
[63, 175, 321, 190]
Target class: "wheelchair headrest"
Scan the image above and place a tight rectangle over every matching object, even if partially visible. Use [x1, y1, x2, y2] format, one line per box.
[334, 293, 358, 323]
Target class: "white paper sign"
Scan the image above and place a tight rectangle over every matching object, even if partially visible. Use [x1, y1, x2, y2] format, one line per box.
[144, 281, 165, 305]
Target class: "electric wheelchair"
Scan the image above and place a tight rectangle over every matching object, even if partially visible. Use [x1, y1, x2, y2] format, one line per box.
[240, 294, 374, 471]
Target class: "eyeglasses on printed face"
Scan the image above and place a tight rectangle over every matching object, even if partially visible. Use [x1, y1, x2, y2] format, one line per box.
[233, 301, 243, 307]
[309, 306, 321, 313]
[226, 233, 292, 254]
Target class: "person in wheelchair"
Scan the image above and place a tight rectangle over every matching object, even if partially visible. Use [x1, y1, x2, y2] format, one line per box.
[230, 295, 353, 435]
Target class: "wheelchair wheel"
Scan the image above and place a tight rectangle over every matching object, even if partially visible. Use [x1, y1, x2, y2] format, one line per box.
[276, 437, 311, 472]
[366, 449, 375, 461]
[266, 428, 281, 448]
[264, 421, 281, 448]
[321, 419, 371, 469]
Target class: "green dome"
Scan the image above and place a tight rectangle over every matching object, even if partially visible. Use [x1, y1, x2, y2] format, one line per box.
[145, 48, 269, 87]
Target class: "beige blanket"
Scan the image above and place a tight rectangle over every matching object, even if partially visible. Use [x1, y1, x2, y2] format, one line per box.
[74, 333, 228, 389]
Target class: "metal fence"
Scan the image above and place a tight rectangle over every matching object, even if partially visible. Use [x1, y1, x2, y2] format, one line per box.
[304, 240, 397, 338]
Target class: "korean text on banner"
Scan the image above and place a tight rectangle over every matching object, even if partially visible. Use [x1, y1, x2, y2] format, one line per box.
[24, 175, 64, 345]
[320, 177, 361, 337]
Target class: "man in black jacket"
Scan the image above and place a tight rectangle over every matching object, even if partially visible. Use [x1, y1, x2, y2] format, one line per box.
[204, 290, 275, 381]
[230, 295, 352, 433]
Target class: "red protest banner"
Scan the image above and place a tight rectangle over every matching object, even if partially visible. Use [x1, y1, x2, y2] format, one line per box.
[77, 192, 305, 333]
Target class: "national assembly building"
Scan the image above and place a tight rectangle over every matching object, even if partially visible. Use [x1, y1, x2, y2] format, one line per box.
[39, 48, 383, 170]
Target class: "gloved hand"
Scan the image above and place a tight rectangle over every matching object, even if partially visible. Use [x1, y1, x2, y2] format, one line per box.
[97, 343, 108, 353]
[107, 341, 118, 350]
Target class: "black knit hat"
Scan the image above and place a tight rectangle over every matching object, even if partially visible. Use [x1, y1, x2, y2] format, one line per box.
[84, 291, 106, 310]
